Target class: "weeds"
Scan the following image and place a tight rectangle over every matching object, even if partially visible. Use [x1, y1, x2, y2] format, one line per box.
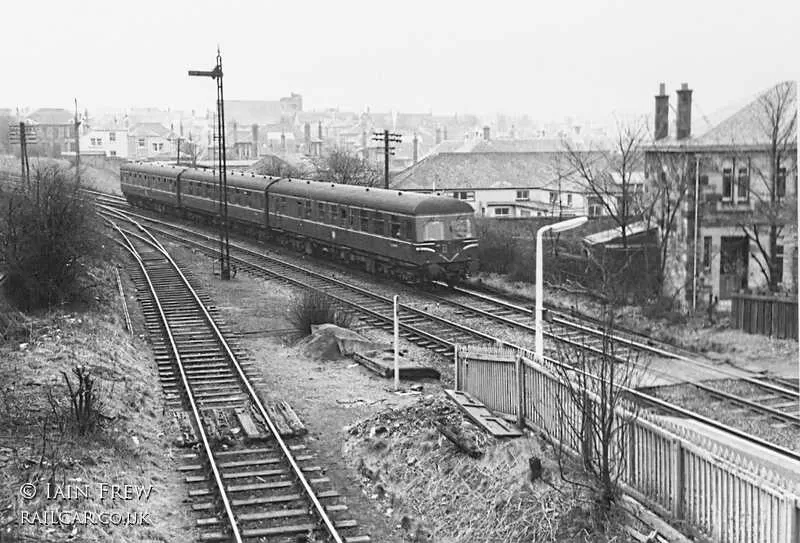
[288, 290, 354, 335]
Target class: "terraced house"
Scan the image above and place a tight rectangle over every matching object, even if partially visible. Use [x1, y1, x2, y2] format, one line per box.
[645, 81, 797, 306]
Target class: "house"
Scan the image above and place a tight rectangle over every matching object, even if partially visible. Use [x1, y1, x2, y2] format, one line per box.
[643, 81, 797, 305]
[127, 122, 176, 160]
[390, 152, 588, 218]
[27, 108, 75, 157]
[80, 118, 129, 159]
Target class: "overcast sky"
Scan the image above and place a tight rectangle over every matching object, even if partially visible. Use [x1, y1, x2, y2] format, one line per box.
[2, 0, 798, 124]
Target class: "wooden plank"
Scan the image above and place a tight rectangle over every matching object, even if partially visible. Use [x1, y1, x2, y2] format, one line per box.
[351, 351, 440, 380]
[276, 401, 307, 436]
[444, 389, 522, 438]
[264, 403, 293, 436]
[235, 409, 264, 441]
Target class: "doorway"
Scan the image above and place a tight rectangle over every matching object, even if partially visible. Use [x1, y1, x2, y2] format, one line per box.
[719, 236, 748, 299]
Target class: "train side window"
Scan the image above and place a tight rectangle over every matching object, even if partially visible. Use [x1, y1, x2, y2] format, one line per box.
[340, 207, 348, 226]
[360, 209, 369, 231]
[317, 202, 325, 221]
[390, 216, 402, 239]
[330, 205, 338, 223]
[305, 200, 312, 218]
[404, 220, 413, 240]
[373, 212, 385, 235]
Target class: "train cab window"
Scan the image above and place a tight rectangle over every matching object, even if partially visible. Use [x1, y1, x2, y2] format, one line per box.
[422, 220, 444, 241]
[404, 220, 413, 240]
[449, 217, 473, 238]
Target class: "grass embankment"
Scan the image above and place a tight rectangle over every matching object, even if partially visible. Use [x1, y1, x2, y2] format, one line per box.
[0, 258, 196, 542]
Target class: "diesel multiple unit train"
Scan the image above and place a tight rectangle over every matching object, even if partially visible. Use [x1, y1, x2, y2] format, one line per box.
[120, 163, 479, 282]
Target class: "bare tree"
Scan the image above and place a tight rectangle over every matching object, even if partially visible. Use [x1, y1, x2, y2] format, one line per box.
[179, 138, 202, 168]
[732, 81, 797, 292]
[539, 302, 647, 526]
[563, 120, 647, 250]
[313, 147, 381, 187]
[253, 155, 308, 178]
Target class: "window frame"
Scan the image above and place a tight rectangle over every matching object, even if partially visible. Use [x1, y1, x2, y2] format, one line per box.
[516, 190, 530, 202]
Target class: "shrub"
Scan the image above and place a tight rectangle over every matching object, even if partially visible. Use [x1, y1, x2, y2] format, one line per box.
[288, 289, 354, 335]
[0, 165, 103, 310]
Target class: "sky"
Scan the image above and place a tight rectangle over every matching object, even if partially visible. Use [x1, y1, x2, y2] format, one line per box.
[1, 0, 798, 125]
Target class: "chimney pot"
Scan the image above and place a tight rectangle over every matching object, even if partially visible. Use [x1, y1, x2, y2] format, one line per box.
[659, 82, 666, 95]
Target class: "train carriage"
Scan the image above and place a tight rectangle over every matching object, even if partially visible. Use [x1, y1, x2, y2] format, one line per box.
[120, 162, 478, 282]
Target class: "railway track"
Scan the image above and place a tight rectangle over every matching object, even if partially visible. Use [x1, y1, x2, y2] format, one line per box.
[107, 215, 369, 543]
[98, 204, 800, 463]
[423, 283, 800, 428]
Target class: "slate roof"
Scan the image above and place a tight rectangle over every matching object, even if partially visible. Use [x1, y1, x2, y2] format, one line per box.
[691, 80, 797, 149]
[28, 108, 73, 125]
[391, 152, 586, 192]
[647, 80, 797, 150]
[129, 122, 173, 138]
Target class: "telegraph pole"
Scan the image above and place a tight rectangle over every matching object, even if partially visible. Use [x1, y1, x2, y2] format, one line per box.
[372, 129, 401, 189]
[176, 137, 182, 165]
[189, 48, 231, 280]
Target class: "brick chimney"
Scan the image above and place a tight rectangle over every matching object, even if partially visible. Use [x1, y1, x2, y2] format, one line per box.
[676, 83, 692, 140]
[483, 126, 490, 141]
[654, 82, 669, 141]
[251, 124, 259, 158]
[304, 122, 311, 151]
[317, 121, 323, 141]
[443, 126, 448, 140]
[280, 131, 286, 152]
[435, 127, 442, 145]
[413, 133, 418, 164]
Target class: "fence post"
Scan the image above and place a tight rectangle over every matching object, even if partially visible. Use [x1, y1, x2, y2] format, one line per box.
[454, 344, 460, 391]
[516, 355, 524, 427]
[671, 437, 684, 519]
[785, 498, 798, 543]
[627, 421, 636, 485]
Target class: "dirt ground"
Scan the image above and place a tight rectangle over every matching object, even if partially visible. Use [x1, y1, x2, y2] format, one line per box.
[162, 241, 636, 542]
[0, 259, 197, 542]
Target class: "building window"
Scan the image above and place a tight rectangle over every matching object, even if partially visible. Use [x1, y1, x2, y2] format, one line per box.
[775, 245, 784, 284]
[516, 190, 529, 201]
[549, 192, 558, 205]
[494, 207, 510, 216]
[737, 166, 749, 202]
[137, 138, 145, 148]
[152, 142, 163, 152]
[588, 196, 603, 217]
[777, 167, 787, 198]
[703, 236, 712, 269]
[109, 150, 116, 157]
[567, 194, 573, 206]
[722, 168, 733, 200]
[109, 132, 116, 142]
[452, 191, 475, 201]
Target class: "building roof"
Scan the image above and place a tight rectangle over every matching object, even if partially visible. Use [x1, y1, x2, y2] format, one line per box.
[583, 220, 654, 246]
[646, 80, 797, 151]
[691, 80, 797, 149]
[129, 122, 172, 138]
[466, 137, 613, 153]
[391, 152, 585, 192]
[28, 108, 73, 125]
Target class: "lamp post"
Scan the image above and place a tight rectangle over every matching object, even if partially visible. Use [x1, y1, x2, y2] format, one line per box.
[189, 48, 231, 280]
[535, 216, 588, 361]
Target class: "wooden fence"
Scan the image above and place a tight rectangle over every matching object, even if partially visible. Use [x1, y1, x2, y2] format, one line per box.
[731, 292, 798, 340]
[454, 345, 800, 543]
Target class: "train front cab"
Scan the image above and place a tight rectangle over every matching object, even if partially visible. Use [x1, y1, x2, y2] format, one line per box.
[415, 213, 478, 281]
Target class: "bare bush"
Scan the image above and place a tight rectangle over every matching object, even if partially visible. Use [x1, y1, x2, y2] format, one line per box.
[48, 366, 106, 436]
[0, 165, 104, 310]
[288, 289, 354, 335]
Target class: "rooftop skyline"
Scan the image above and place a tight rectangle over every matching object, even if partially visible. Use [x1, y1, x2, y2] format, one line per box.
[2, 0, 798, 125]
